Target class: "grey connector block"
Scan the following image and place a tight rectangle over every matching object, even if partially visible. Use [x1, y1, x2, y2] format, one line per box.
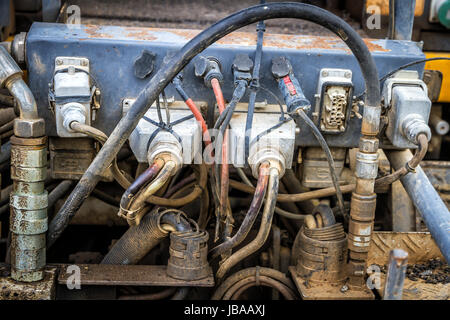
[383, 71, 431, 148]
[127, 103, 202, 166]
[53, 57, 92, 138]
[228, 111, 296, 177]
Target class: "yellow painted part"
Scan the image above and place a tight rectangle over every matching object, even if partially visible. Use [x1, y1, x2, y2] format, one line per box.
[425, 52, 450, 103]
[366, 0, 425, 16]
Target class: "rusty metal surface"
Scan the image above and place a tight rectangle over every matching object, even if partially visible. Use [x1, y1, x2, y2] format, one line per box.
[368, 232, 444, 266]
[288, 266, 374, 300]
[57, 264, 214, 287]
[378, 274, 449, 300]
[79, 25, 389, 53]
[0, 264, 57, 300]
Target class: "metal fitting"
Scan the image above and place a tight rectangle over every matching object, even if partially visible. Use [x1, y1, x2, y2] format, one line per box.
[401, 114, 432, 144]
[355, 151, 379, 180]
[232, 53, 253, 84]
[249, 148, 285, 179]
[11, 32, 27, 66]
[147, 141, 183, 174]
[13, 118, 46, 139]
[0, 47, 42, 137]
[9, 136, 48, 282]
[61, 102, 87, 133]
[0, 45, 22, 86]
[194, 56, 223, 87]
[358, 137, 379, 153]
[361, 105, 381, 136]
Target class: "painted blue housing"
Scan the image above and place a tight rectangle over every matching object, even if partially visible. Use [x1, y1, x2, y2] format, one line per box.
[26, 22, 425, 147]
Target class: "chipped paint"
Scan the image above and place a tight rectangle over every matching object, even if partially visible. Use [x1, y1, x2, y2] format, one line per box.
[80, 25, 389, 53]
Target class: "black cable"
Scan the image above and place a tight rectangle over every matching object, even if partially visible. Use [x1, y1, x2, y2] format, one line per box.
[214, 80, 248, 193]
[48, 2, 381, 248]
[249, 117, 294, 148]
[295, 109, 345, 216]
[156, 97, 164, 124]
[259, 86, 285, 119]
[354, 57, 450, 101]
[245, 1, 266, 166]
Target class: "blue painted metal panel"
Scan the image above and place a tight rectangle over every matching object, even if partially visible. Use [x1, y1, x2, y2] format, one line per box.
[26, 22, 426, 148]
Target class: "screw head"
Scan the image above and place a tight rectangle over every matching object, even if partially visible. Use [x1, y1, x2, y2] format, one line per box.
[344, 71, 352, 78]
[322, 70, 329, 77]
[340, 285, 349, 293]
[56, 59, 62, 65]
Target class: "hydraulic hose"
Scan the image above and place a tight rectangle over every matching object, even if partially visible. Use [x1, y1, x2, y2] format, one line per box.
[47, 180, 75, 209]
[145, 164, 207, 207]
[224, 276, 296, 300]
[212, 267, 297, 300]
[101, 208, 193, 265]
[216, 167, 280, 280]
[49, 2, 380, 248]
[211, 78, 230, 227]
[120, 159, 165, 211]
[125, 160, 176, 226]
[210, 163, 270, 259]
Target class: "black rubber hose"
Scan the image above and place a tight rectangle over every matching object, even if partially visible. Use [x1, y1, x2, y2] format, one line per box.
[48, 2, 380, 248]
[312, 203, 336, 227]
[101, 209, 193, 265]
[47, 180, 75, 209]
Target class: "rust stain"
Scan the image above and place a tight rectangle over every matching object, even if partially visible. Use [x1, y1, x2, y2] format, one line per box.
[79, 25, 389, 52]
[83, 24, 115, 39]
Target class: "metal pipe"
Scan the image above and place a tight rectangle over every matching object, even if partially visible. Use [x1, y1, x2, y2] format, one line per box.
[6, 78, 38, 120]
[385, 149, 450, 262]
[430, 113, 449, 136]
[1, 45, 48, 282]
[388, 0, 416, 40]
[383, 249, 408, 300]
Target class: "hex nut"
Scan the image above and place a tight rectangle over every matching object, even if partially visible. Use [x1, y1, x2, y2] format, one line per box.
[358, 137, 379, 153]
[13, 118, 46, 138]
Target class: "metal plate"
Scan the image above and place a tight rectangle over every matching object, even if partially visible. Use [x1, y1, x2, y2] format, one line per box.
[288, 266, 374, 300]
[56, 264, 215, 287]
[368, 232, 444, 266]
[0, 264, 57, 300]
